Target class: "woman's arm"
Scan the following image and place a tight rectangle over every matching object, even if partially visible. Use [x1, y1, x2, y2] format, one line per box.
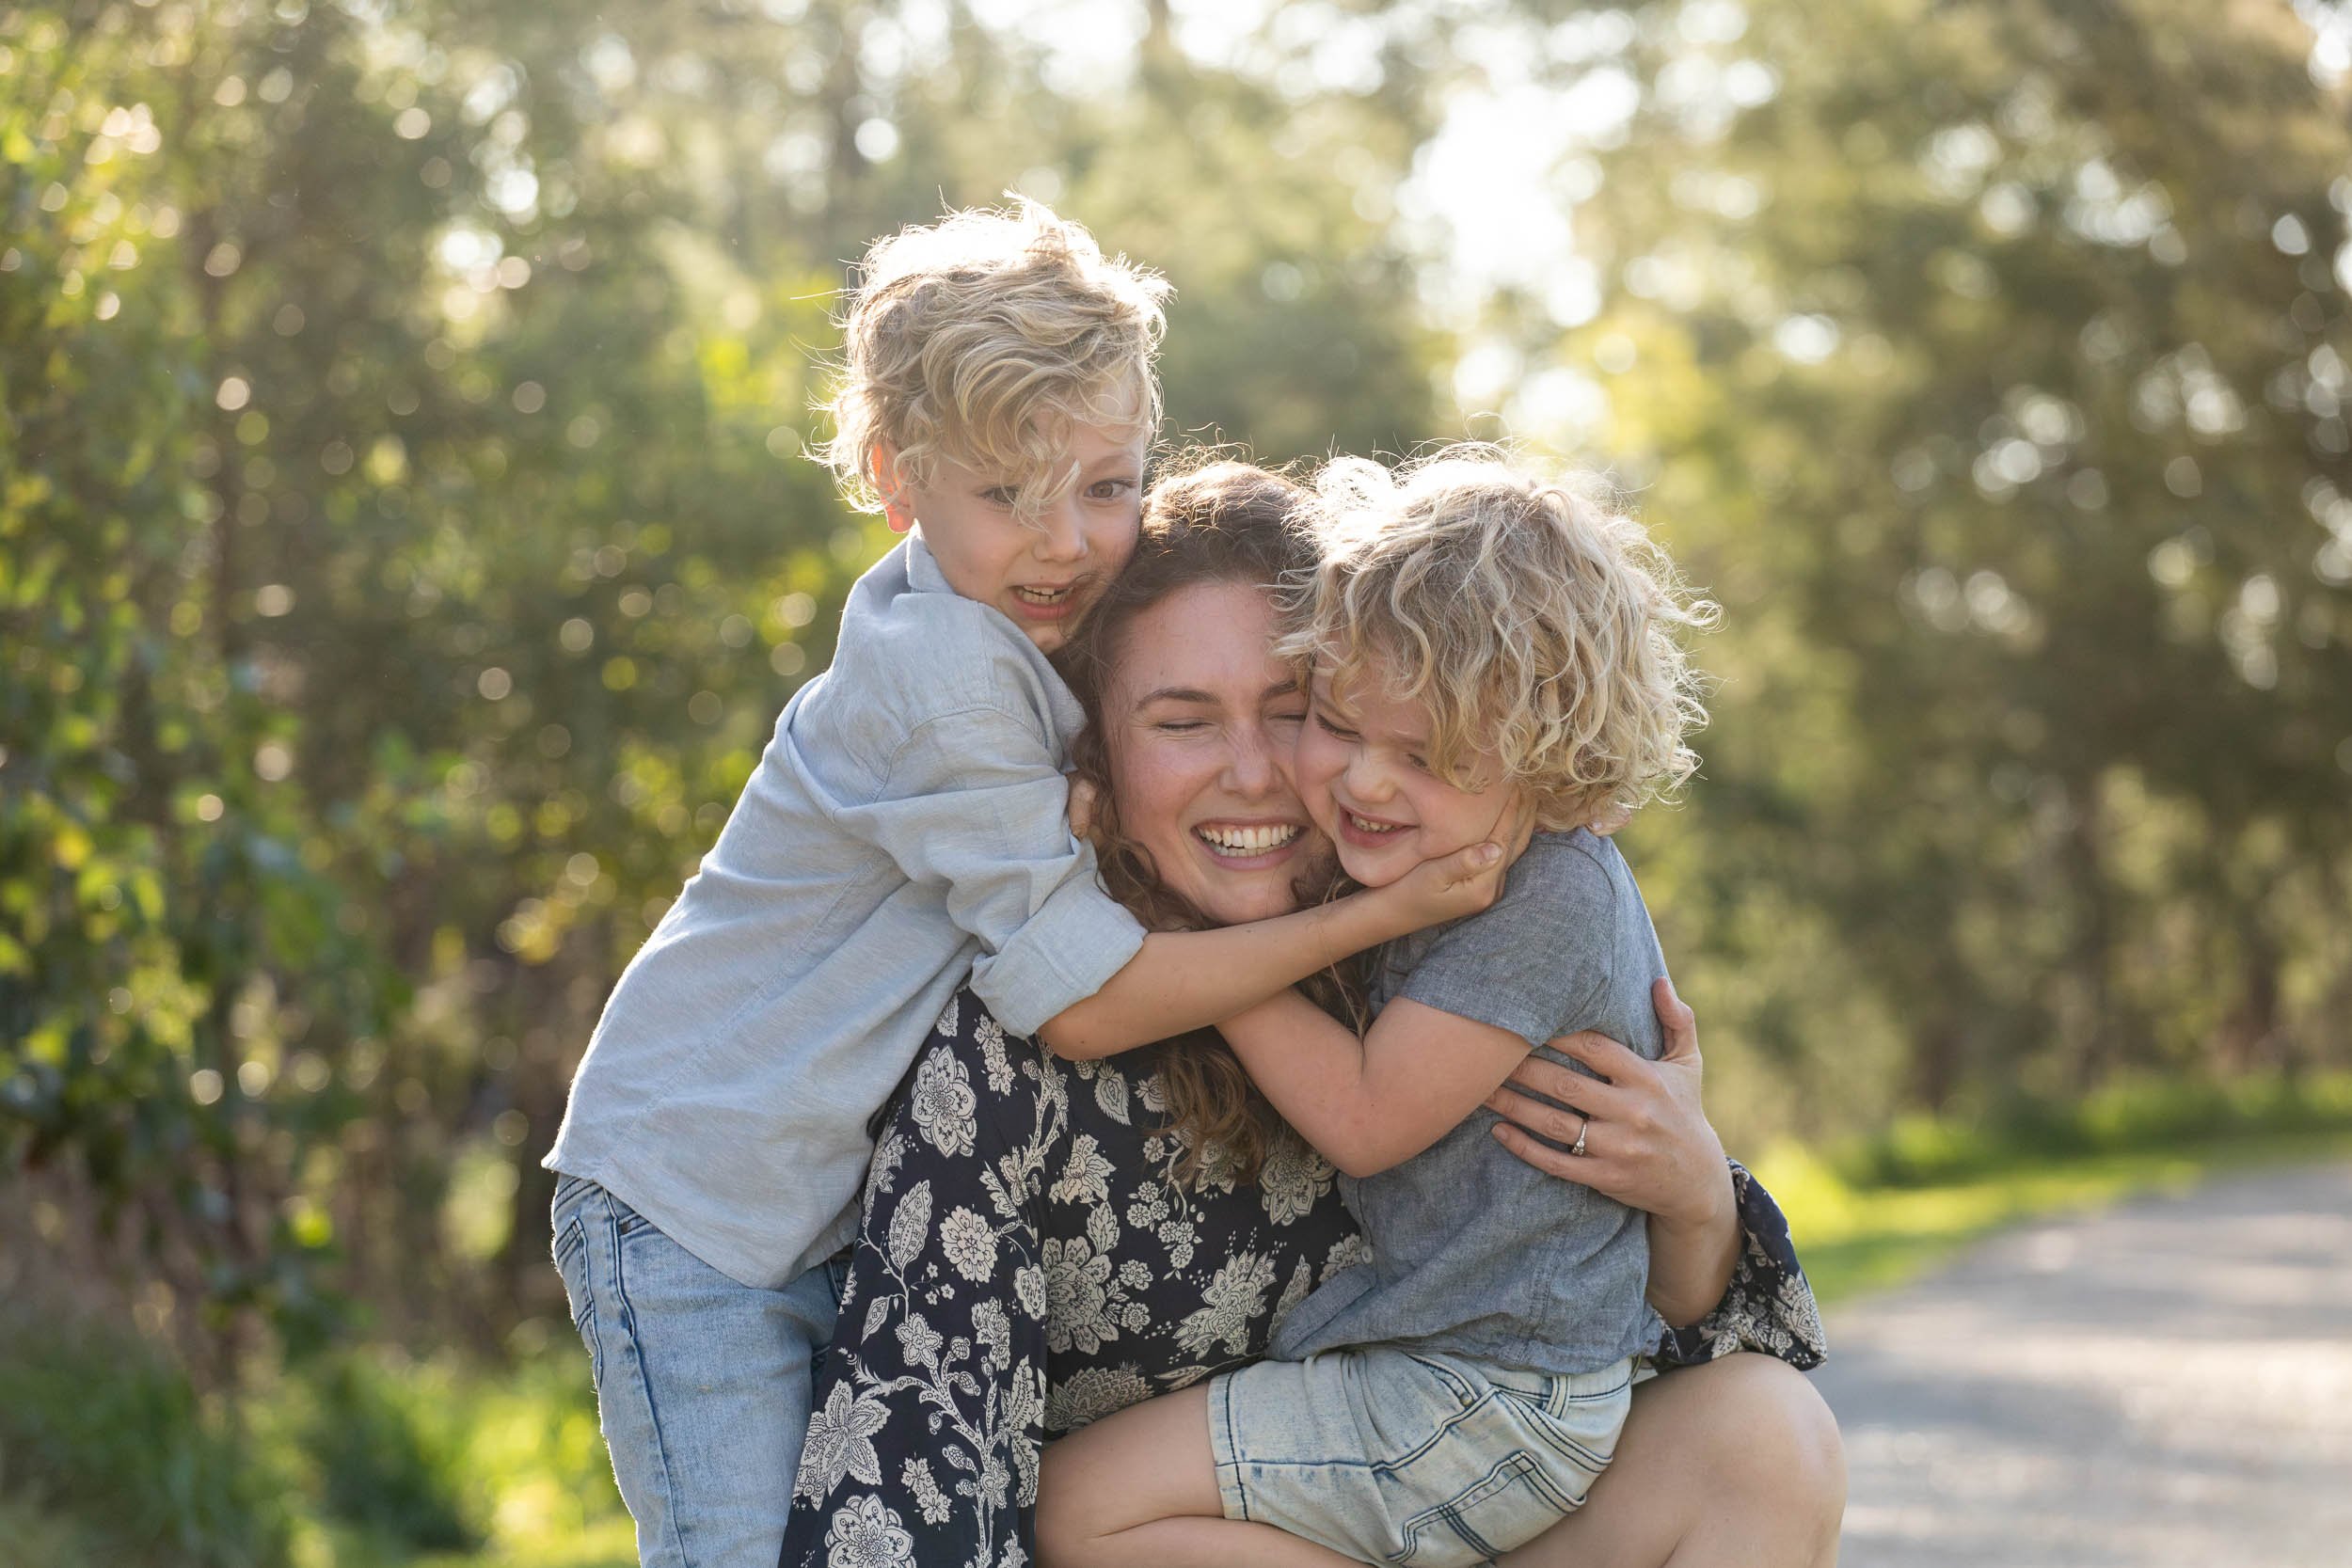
[1482, 979, 1740, 1326]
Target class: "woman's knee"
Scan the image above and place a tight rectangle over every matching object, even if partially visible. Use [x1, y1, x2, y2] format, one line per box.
[1667, 1354, 1845, 1540]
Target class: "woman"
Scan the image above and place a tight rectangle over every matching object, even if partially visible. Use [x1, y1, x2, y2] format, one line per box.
[781, 463, 1837, 1568]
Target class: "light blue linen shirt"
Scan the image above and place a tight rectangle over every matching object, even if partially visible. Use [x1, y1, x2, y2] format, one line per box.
[546, 535, 1148, 1290]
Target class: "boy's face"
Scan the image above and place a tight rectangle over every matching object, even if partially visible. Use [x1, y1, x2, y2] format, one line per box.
[883, 421, 1148, 655]
[1293, 657, 1530, 890]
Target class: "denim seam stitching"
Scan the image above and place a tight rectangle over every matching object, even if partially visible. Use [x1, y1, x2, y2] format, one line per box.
[602, 1190, 693, 1568]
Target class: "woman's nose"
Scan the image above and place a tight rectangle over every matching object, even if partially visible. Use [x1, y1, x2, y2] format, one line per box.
[1227, 728, 1279, 796]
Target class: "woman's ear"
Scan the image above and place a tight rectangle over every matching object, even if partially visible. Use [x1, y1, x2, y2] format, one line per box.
[874, 445, 916, 534]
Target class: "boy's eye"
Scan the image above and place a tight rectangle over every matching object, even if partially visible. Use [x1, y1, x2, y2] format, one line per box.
[1085, 478, 1137, 501]
[980, 485, 1021, 507]
[1408, 754, 1432, 773]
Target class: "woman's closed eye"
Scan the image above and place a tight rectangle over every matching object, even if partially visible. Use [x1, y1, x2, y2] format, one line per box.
[1311, 710, 1356, 740]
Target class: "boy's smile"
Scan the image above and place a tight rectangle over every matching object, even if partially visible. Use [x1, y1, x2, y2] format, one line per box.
[1292, 659, 1531, 890]
[883, 421, 1149, 655]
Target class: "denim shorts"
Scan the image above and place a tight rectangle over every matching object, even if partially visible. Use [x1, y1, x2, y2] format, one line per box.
[1208, 1346, 1635, 1568]
[550, 1173, 847, 1568]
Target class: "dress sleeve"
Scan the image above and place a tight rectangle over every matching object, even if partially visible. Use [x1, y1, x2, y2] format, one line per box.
[1646, 1159, 1828, 1371]
[834, 704, 1146, 1037]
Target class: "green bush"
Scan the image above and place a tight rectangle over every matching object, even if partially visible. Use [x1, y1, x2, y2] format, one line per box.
[0, 1311, 289, 1568]
[1831, 1070, 2352, 1188]
[300, 1353, 483, 1553]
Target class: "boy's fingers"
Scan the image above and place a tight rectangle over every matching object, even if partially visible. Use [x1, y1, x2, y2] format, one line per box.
[1066, 776, 1101, 838]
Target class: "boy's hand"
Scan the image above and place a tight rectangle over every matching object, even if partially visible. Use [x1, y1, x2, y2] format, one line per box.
[1066, 774, 1102, 841]
[1385, 840, 1507, 927]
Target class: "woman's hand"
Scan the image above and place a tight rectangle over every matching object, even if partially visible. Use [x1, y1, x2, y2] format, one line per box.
[1483, 977, 1740, 1324]
[1483, 977, 1730, 1229]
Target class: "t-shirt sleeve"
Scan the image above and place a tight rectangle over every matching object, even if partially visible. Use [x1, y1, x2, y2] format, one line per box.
[1390, 841, 1618, 1050]
[834, 701, 1146, 1038]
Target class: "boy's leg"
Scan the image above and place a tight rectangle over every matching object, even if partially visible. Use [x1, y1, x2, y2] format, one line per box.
[551, 1175, 840, 1568]
[1035, 1386, 1360, 1568]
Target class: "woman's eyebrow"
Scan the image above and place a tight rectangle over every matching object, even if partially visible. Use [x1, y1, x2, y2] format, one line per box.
[1135, 686, 1219, 706]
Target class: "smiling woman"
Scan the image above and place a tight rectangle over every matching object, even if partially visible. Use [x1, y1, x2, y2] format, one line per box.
[777, 458, 1835, 1568]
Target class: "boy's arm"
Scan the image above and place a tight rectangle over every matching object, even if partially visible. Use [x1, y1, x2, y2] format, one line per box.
[841, 702, 1503, 1054]
[1216, 992, 1530, 1179]
[1035, 850, 1504, 1059]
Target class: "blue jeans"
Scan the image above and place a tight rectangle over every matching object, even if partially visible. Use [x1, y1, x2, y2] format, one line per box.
[551, 1173, 845, 1568]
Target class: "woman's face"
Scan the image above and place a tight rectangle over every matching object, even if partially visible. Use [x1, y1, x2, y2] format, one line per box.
[1103, 580, 1335, 927]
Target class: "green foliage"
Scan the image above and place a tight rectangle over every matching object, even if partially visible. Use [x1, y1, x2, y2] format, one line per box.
[1757, 1070, 2352, 1301]
[5, 2, 2350, 1540]
[1835, 1069, 2352, 1189]
[302, 1354, 481, 1551]
[0, 1308, 290, 1568]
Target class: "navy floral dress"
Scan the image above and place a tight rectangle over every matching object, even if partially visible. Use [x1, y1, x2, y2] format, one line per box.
[779, 987, 1824, 1568]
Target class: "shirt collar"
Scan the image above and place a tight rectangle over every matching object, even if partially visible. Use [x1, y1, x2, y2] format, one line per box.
[903, 531, 954, 596]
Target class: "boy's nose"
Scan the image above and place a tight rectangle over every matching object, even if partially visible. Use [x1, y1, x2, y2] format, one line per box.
[1342, 749, 1393, 801]
[1031, 498, 1089, 563]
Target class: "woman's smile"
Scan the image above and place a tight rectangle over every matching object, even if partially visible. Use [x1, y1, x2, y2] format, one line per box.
[1189, 818, 1307, 864]
[1105, 580, 1334, 927]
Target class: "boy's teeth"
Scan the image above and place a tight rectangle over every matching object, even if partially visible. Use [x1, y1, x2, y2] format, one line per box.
[1195, 824, 1302, 854]
[1348, 813, 1403, 834]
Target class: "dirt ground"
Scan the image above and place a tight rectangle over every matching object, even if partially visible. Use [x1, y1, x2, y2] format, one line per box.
[1812, 1161, 2352, 1568]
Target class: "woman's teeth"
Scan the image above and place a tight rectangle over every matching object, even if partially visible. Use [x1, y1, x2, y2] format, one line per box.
[1013, 584, 1072, 604]
[1195, 824, 1302, 855]
[1347, 813, 1405, 834]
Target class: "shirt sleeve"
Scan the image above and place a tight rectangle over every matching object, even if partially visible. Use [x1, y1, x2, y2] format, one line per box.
[834, 702, 1147, 1038]
[1389, 841, 1618, 1050]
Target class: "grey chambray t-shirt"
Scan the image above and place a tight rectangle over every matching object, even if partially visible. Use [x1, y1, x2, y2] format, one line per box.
[1268, 828, 1669, 1374]
[545, 534, 1147, 1291]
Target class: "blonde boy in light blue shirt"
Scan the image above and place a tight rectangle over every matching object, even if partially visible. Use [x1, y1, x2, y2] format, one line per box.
[544, 203, 1508, 1568]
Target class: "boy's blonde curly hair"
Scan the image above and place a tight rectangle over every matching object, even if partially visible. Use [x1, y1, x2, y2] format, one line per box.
[818, 198, 1171, 518]
[1279, 445, 1718, 832]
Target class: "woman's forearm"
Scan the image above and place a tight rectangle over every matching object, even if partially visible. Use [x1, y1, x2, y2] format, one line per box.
[1643, 1163, 1740, 1326]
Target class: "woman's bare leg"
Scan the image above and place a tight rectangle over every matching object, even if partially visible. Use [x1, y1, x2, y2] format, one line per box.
[1502, 1354, 1845, 1568]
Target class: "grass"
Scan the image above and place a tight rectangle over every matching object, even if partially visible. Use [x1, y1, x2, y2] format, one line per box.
[6, 1069, 2348, 1565]
[1755, 1069, 2352, 1305]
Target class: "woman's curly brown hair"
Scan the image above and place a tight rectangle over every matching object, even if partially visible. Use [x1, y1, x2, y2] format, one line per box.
[1054, 454, 1361, 1186]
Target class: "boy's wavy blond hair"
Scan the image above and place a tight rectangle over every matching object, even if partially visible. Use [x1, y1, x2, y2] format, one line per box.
[818, 198, 1171, 518]
[1279, 445, 1718, 832]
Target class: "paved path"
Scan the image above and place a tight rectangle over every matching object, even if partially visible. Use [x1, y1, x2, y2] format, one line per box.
[1812, 1161, 2352, 1568]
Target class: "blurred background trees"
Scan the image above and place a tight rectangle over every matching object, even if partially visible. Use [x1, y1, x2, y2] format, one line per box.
[5, 0, 2348, 1529]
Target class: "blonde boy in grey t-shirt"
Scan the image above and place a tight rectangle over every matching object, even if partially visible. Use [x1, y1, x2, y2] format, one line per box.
[1036, 447, 1716, 1568]
[543, 209, 1509, 1568]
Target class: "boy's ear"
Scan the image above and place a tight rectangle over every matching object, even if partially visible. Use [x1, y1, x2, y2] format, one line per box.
[874, 445, 916, 535]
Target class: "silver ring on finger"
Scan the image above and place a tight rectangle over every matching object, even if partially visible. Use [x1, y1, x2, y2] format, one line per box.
[1568, 1113, 1591, 1157]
